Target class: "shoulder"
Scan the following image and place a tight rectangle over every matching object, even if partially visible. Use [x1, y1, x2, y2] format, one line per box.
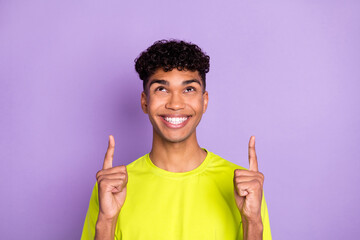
[206, 150, 247, 172]
[125, 154, 149, 173]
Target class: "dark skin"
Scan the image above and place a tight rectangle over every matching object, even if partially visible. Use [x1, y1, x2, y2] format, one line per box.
[234, 136, 264, 238]
[95, 69, 264, 240]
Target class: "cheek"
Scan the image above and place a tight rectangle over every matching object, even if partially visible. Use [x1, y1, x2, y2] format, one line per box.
[148, 98, 165, 113]
[186, 98, 204, 111]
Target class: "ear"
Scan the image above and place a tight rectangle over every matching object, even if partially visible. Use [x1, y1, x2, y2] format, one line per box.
[141, 91, 148, 114]
[202, 91, 209, 113]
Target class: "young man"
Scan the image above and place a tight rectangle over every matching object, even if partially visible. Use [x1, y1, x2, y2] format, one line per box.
[81, 40, 272, 240]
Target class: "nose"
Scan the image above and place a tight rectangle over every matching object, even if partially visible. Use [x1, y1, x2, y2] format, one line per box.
[165, 93, 185, 110]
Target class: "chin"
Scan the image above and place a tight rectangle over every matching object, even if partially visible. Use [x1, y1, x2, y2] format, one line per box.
[154, 128, 194, 144]
[162, 134, 191, 143]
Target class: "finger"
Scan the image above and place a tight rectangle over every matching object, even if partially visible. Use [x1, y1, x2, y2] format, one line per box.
[103, 135, 115, 170]
[234, 177, 249, 197]
[234, 175, 263, 186]
[234, 169, 264, 180]
[235, 180, 261, 195]
[97, 166, 127, 179]
[235, 181, 253, 196]
[98, 178, 127, 193]
[234, 169, 260, 177]
[248, 136, 258, 172]
[97, 172, 127, 183]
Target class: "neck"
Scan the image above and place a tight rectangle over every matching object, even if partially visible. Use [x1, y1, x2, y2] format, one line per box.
[149, 130, 207, 172]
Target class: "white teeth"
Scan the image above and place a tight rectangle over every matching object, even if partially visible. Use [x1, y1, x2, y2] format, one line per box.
[164, 117, 188, 124]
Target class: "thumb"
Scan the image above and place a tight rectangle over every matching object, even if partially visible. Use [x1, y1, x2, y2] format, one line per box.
[103, 135, 115, 169]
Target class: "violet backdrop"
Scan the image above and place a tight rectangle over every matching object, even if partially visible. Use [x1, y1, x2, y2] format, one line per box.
[1, 0, 359, 239]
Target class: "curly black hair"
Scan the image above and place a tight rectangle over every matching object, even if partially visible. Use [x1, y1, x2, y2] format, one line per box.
[134, 39, 210, 92]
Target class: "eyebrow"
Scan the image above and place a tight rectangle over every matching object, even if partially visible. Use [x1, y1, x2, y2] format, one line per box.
[183, 79, 202, 86]
[149, 79, 202, 87]
[149, 79, 169, 87]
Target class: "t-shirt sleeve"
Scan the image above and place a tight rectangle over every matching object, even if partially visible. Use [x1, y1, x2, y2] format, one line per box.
[81, 183, 99, 240]
[261, 193, 272, 239]
[80, 182, 122, 240]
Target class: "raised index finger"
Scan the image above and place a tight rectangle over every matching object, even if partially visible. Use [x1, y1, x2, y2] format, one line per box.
[103, 135, 115, 170]
[248, 136, 258, 172]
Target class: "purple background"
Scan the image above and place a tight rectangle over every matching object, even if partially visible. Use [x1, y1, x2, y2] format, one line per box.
[1, 0, 359, 239]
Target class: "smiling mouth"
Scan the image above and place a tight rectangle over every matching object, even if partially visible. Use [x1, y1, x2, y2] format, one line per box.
[159, 115, 191, 127]
[164, 117, 188, 124]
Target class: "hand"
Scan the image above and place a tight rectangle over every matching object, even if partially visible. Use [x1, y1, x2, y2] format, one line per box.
[96, 135, 128, 220]
[234, 136, 264, 223]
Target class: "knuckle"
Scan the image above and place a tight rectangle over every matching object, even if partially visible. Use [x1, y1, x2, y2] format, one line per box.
[257, 172, 264, 180]
[96, 170, 102, 179]
[259, 172, 265, 182]
[257, 177, 263, 186]
[234, 176, 242, 183]
[235, 169, 244, 176]
[114, 166, 123, 172]
[97, 175, 104, 183]
[115, 173, 125, 179]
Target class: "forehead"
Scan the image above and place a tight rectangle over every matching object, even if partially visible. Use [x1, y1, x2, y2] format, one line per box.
[148, 68, 201, 85]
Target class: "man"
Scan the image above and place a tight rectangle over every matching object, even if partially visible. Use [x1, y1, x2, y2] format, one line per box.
[81, 40, 271, 240]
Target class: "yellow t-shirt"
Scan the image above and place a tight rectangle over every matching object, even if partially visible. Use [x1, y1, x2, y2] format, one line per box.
[81, 150, 272, 239]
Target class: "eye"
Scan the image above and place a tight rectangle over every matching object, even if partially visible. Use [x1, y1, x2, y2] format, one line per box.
[155, 86, 167, 92]
[184, 87, 195, 93]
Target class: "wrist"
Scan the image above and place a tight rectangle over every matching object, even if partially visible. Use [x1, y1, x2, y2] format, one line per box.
[97, 212, 119, 223]
[242, 217, 263, 240]
[245, 220, 263, 231]
[242, 214, 262, 225]
[95, 213, 119, 240]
